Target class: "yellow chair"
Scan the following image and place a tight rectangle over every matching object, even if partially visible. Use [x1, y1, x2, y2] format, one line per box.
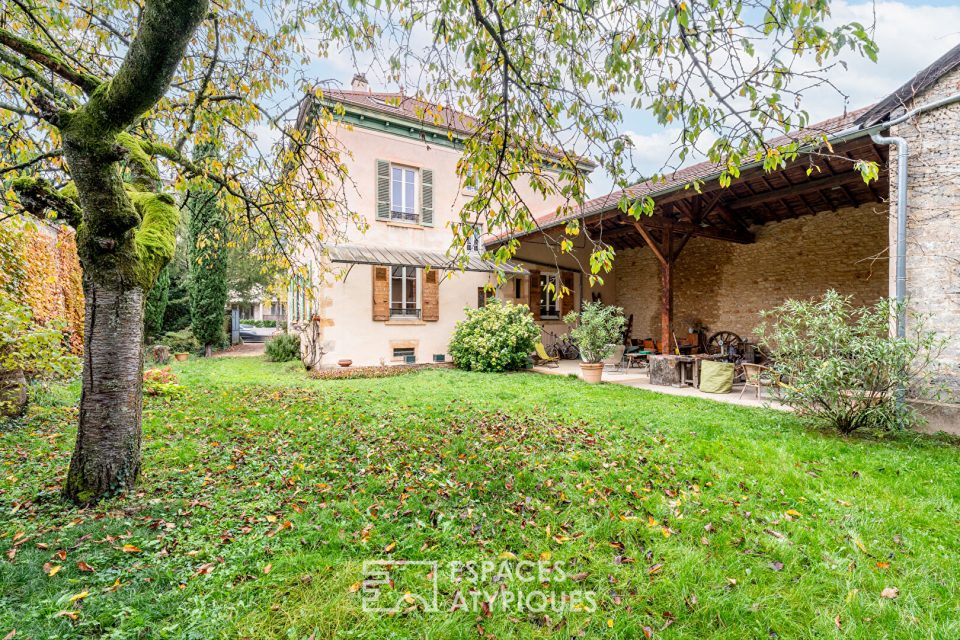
[534, 342, 560, 368]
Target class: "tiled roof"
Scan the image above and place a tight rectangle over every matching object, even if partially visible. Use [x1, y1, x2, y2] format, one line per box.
[492, 105, 874, 242]
[320, 89, 479, 136]
[311, 88, 596, 169]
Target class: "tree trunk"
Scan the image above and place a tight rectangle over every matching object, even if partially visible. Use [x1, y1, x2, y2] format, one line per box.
[64, 275, 146, 504]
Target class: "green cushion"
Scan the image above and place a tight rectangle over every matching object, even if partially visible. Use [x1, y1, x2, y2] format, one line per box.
[699, 360, 734, 394]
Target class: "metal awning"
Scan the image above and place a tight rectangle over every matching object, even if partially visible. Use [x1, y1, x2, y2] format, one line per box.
[325, 244, 528, 275]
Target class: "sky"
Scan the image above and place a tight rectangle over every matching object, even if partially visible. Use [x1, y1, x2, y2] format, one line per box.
[301, 0, 960, 197]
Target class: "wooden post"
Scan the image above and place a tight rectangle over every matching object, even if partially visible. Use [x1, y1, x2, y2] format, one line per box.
[661, 226, 673, 354]
[633, 220, 683, 354]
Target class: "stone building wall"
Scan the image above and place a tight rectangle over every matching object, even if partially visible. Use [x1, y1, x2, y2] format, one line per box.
[890, 66, 960, 396]
[615, 204, 890, 343]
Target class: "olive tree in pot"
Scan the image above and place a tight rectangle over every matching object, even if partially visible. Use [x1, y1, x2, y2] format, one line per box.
[564, 302, 626, 383]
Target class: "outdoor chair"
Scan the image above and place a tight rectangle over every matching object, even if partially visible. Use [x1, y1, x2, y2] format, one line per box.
[534, 342, 560, 368]
[739, 363, 779, 399]
[602, 344, 627, 373]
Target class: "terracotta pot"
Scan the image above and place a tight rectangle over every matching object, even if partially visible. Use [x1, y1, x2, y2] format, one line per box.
[337, 359, 353, 368]
[580, 362, 604, 384]
[174, 353, 189, 362]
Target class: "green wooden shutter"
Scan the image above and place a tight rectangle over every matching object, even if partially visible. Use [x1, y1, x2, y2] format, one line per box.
[420, 168, 433, 226]
[376, 160, 390, 220]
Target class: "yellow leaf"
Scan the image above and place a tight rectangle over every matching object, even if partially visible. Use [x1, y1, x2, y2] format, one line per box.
[47, 565, 62, 577]
[785, 509, 802, 518]
[383, 541, 396, 553]
[69, 591, 89, 603]
[498, 551, 517, 560]
[539, 551, 551, 561]
[348, 581, 361, 593]
[607, 619, 614, 628]
[121, 544, 141, 553]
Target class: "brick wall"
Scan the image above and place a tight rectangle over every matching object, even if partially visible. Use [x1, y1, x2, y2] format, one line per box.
[890, 66, 960, 395]
[615, 204, 890, 342]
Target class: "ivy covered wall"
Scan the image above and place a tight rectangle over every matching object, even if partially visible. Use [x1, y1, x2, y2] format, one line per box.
[0, 217, 84, 354]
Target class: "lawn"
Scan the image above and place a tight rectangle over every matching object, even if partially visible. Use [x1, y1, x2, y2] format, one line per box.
[1, 357, 958, 639]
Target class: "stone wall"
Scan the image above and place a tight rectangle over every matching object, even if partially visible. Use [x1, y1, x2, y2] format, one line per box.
[615, 204, 890, 343]
[890, 66, 960, 395]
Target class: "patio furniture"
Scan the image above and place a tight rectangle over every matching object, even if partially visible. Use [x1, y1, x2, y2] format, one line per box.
[624, 349, 654, 369]
[739, 363, 779, 399]
[601, 344, 627, 373]
[534, 342, 560, 368]
[699, 360, 735, 394]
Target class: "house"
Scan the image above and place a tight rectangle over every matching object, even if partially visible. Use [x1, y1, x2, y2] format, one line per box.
[490, 43, 960, 432]
[290, 74, 595, 366]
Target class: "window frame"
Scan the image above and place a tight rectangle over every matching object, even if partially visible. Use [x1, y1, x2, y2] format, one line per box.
[539, 274, 560, 320]
[390, 164, 418, 223]
[389, 265, 420, 319]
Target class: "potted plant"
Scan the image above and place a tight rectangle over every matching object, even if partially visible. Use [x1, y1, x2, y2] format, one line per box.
[564, 301, 626, 383]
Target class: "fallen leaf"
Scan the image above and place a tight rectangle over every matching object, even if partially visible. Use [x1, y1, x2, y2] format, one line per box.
[348, 581, 361, 593]
[262, 563, 272, 575]
[881, 587, 899, 599]
[55, 550, 67, 561]
[76, 561, 95, 572]
[875, 562, 890, 570]
[45, 564, 61, 577]
[121, 544, 141, 553]
[769, 561, 784, 572]
[3, 630, 15, 640]
[383, 541, 396, 553]
[607, 619, 614, 628]
[648, 563, 663, 576]
[570, 571, 589, 582]
[498, 551, 516, 560]
[55, 611, 78, 621]
[68, 591, 89, 603]
[785, 509, 802, 518]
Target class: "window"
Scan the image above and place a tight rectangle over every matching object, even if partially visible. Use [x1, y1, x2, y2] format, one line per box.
[540, 274, 559, 319]
[393, 347, 416, 363]
[477, 286, 493, 308]
[463, 165, 477, 193]
[462, 225, 483, 253]
[514, 277, 522, 299]
[390, 266, 420, 318]
[391, 166, 417, 222]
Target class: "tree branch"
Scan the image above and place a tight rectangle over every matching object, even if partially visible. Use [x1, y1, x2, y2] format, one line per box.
[0, 27, 102, 93]
[0, 149, 62, 175]
[10, 176, 82, 227]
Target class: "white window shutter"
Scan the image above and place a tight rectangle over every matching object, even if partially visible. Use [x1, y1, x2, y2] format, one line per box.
[376, 160, 390, 220]
[420, 168, 433, 226]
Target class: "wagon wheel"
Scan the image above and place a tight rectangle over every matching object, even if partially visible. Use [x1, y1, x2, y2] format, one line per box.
[707, 331, 743, 357]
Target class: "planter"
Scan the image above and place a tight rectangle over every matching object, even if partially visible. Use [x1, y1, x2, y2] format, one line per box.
[579, 362, 604, 384]
[174, 352, 190, 362]
[337, 359, 353, 368]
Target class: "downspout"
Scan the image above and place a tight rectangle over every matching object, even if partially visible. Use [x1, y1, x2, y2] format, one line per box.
[870, 131, 908, 339]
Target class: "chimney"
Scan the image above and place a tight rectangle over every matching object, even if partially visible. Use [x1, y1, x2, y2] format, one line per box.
[351, 73, 370, 92]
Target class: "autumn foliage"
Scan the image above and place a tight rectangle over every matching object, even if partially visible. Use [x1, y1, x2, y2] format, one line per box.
[0, 218, 84, 355]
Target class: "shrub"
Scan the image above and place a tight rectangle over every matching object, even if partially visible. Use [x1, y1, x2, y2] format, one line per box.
[0, 292, 80, 417]
[161, 328, 201, 355]
[143, 367, 185, 399]
[755, 290, 946, 434]
[265, 332, 301, 362]
[563, 301, 626, 362]
[243, 319, 277, 328]
[449, 300, 539, 372]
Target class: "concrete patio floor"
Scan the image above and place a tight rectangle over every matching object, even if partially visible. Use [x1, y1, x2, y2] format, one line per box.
[532, 359, 789, 411]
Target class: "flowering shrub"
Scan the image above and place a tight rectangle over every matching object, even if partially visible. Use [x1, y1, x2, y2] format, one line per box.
[449, 300, 539, 372]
